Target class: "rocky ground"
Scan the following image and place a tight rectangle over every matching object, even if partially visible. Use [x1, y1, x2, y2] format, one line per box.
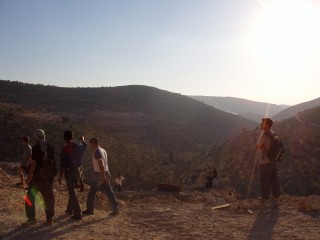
[0, 168, 319, 240]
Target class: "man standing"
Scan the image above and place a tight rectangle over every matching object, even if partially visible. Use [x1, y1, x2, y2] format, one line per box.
[256, 117, 281, 209]
[82, 138, 119, 216]
[23, 129, 55, 226]
[115, 174, 125, 192]
[16, 136, 32, 187]
[58, 130, 86, 221]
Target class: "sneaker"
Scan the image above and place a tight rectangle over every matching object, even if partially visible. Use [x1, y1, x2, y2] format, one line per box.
[21, 219, 37, 226]
[71, 215, 82, 221]
[82, 210, 94, 215]
[45, 220, 54, 226]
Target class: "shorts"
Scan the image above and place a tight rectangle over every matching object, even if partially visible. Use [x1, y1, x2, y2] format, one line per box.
[20, 164, 30, 174]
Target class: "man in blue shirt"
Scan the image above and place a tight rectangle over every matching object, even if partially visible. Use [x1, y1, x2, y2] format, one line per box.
[58, 130, 87, 220]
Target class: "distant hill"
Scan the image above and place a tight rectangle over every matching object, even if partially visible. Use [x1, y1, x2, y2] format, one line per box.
[189, 96, 289, 122]
[211, 105, 320, 196]
[0, 80, 256, 189]
[273, 97, 320, 121]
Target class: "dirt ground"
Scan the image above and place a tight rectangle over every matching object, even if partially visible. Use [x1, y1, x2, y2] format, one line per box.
[0, 174, 319, 240]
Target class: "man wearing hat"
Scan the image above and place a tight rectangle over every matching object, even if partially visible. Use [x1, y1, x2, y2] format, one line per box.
[256, 117, 281, 209]
[22, 129, 55, 226]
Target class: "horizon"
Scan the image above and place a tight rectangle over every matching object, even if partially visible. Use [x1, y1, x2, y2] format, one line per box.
[1, 0, 320, 105]
[0, 79, 303, 106]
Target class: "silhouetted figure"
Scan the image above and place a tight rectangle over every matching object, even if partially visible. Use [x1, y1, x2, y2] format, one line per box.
[256, 117, 281, 209]
[204, 166, 214, 188]
[23, 129, 55, 226]
[58, 130, 87, 221]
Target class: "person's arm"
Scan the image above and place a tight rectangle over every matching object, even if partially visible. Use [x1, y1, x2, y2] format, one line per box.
[26, 160, 37, 184]
[26, 155, 32, 166]
[256, 132, 265, 149]
[97, 160, 109, 184]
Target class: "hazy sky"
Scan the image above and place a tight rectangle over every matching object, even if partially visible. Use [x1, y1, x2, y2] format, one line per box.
[1, 0, 320, 105]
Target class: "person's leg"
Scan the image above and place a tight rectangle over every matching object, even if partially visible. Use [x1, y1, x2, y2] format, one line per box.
[102, 177, 119, 213]
[25, 181, 39, 221]
[271, 164, 281, 199]
[79, 167, 85, 192]
[65, 171, 82, 218]
[85, 180, 98, 213]
[39, 181, 55, 223]
[260, 164, 272, 200]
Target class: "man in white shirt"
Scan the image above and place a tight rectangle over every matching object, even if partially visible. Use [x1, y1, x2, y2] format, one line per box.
[82, 138, 119, 216]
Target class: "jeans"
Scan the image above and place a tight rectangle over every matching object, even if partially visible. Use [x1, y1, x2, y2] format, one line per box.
[65, 168, 82, 216]
[259, 162, 281, 200]
[25, 180, 55, 221]
[86, 171, 119, 213]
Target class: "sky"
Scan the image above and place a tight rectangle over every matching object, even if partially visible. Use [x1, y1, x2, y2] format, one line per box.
[1, 0, 320, 105]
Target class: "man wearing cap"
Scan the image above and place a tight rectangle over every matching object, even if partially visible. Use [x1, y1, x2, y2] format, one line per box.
[256, 117, 281, 209]
[22, 129, 55, 226]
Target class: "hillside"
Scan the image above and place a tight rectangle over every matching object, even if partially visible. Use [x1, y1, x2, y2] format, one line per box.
[0, 80, 256, 189]
[273, 97, 320, 121]
[212, 105, 320, 197]
[189, 96, 288, 122]
[0, 173, 319, 240]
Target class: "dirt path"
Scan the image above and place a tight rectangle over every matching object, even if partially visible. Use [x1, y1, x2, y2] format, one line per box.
[0, 178, 320, 240]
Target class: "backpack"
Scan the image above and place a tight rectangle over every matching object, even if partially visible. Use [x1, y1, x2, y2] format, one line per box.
[40, 143, 58, 180]
[264, 132, 285, 162]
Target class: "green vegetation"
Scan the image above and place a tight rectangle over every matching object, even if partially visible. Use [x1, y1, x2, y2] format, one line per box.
[0, 80, 256, 189]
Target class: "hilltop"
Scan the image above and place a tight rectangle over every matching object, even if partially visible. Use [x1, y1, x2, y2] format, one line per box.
[273, 97, 320, 121]
[0, 80, 256, 189]
[189, 96, 289, 122]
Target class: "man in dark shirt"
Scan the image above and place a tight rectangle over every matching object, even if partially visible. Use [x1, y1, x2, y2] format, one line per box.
[58, 130, 87, 220]
[23, 129, 55, 226]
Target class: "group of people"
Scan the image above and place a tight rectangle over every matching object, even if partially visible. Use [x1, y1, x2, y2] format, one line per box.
[17, 116, 282, 226]
[18, 129, 123, 226]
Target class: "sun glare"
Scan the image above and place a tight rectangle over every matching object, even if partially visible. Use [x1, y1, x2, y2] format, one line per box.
[252, 0, 320, 71]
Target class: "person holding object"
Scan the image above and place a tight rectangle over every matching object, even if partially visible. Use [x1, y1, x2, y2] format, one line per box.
[23, 129, 55, 226]
[82, 138, 120, 216]
[58, 130, 87, 221]
[16, 136, 32, 187]
[256, 117, 281, 209]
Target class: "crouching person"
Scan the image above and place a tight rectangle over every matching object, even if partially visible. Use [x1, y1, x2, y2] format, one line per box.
[23, 129, 56, 226]
[82, 138, 119, 216]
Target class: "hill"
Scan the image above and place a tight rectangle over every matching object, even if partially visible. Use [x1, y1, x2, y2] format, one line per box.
[211, 105, 320, 197]
[0, 173, 319, 240]
[273, 97, 320, 121]
[0, 80, 256, 189]
[189, 96, 289, 122]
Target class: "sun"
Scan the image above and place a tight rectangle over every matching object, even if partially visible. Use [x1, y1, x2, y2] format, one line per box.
[252, 0, 320, 71]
